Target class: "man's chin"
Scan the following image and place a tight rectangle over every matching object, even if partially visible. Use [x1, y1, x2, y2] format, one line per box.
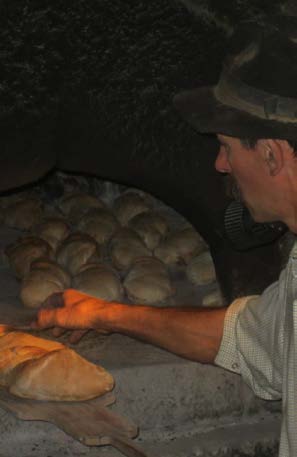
[245, 204, 262, 222]
[248, 207, 275, 224]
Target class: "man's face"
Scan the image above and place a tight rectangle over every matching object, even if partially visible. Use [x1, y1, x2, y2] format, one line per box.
[215, 134, 277, 222]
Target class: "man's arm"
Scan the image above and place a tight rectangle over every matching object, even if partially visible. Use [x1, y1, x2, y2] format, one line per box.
[107, 304, 226, 363]
[33, 289, 227, 364]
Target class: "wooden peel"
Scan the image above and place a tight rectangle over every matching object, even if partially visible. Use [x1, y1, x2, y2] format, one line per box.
[0, 323, 36, 332]
[10, 325, 36, 331]
[0, 389, 153, 457]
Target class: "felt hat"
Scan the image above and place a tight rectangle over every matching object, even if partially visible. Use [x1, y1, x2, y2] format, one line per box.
[174, 17, 297, 140]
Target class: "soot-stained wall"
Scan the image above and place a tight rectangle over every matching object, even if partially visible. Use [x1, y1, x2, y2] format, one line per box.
[0, 0, 289, 300]
[0, 1, 228, 243]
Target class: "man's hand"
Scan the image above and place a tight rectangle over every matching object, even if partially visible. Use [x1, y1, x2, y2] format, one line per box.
[31, 289, 114, 343]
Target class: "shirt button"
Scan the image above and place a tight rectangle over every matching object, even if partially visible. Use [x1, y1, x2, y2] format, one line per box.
[232, 362, 239, 370]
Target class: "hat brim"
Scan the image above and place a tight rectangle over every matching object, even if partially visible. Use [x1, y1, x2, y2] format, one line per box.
[173, 86, 297, 140]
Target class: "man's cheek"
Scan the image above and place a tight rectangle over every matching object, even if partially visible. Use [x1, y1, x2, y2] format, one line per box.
[229, 178, 243, 203]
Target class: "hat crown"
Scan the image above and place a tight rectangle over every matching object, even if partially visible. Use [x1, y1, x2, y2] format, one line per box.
[225, 18, 297, 98]
[213, 20, 297, 123]
[173, 15, 297, 140]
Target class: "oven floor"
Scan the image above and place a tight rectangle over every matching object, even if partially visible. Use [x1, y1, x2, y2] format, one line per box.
[0, 225, 281, 456]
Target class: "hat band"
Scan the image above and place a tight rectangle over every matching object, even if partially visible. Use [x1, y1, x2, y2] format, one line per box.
[214, 68, 297, 124]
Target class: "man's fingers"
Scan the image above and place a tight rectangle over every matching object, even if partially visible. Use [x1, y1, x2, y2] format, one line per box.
[68, 329, 90, 344]
[63, 289, 92, 307]
[31, 289, 100, 331]
[95, 328, 111, 335]
[39, 289, 88, 311]
[52, 326, 67, 338]
[40, 292, 64, 309]
[34, 308, 64, 329]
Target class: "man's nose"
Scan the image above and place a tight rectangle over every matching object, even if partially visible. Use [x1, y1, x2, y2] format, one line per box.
[215, 148, 231, 174]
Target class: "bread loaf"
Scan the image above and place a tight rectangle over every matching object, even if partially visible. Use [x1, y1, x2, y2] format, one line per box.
[154, 227, 206, 265]
[73, 263, 123, 301]
[59, 193, 105, 223]
[5, 236, 54, 278]
[113, 192, 151, 226]
[109, 228, 151, 271]
[20, 260, 71, 308]
[186, 251, 216, 286]
[33, 218, 70, 252]
[4, 198, 43, 230]
[128, 211, 168, 250]
[0, 330, 114, 401]
[202, 289, 224, 308]
[78, 208, 119, 245]
[57, 233, 101, 275]
[123, 257, 174, 304]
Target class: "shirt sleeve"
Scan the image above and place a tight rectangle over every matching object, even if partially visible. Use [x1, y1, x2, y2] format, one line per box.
[215, 273, 286, 400]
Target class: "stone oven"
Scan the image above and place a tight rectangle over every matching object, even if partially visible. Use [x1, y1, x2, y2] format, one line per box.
[0, 1, 294, 456]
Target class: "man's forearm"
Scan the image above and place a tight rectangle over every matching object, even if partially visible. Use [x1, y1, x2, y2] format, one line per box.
[97, 304, 227, 364]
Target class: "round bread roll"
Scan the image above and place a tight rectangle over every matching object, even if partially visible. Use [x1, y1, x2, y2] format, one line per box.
[78, 208, 119, 245]
[5, 236, 54, 278]
[123, 257, 174, 304]
[59, 192, 105, 223]
[202, 289, 224, 308]
[32, 218, 70, 251]
[73, 262, 123, 301]
[30, 259, 71, 286]
[186, 251, 216, 286]
[113, 192, 151, 226]
[154, 227, 206, 265]
[20, 260, 71, 308]
[4, 198, 43, 231]
[128, 211, 169, 250]
[109, 228, 151, 271]
[57, 233, 101, 275]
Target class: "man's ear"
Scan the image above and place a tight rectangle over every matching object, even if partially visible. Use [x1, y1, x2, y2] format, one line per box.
[260, 139, 284, 176]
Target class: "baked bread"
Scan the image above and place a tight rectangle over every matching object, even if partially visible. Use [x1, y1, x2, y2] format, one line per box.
[57, 233, 101, 275]
[4, 198, 43, 231]
[73, 262, 123, 301]
[202, 289, 224, 308]
[128, 211, 168, 250]
[154, 227, 206, 265]
[59, 193, 105, 224]
[123, 257, 174, 304]
[109, 228, 151, 271]
[78, 208, 119, 245]
[0, 330, 114, 401]
[32, 218, 70, 252]
[20, 259, 71, 308]
[5, 236, 54, 278]
[186, 251, 216, 286]
[113, 192, 151, 226]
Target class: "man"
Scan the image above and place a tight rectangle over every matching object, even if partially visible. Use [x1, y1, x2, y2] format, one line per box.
[33, 21, 297, 457]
